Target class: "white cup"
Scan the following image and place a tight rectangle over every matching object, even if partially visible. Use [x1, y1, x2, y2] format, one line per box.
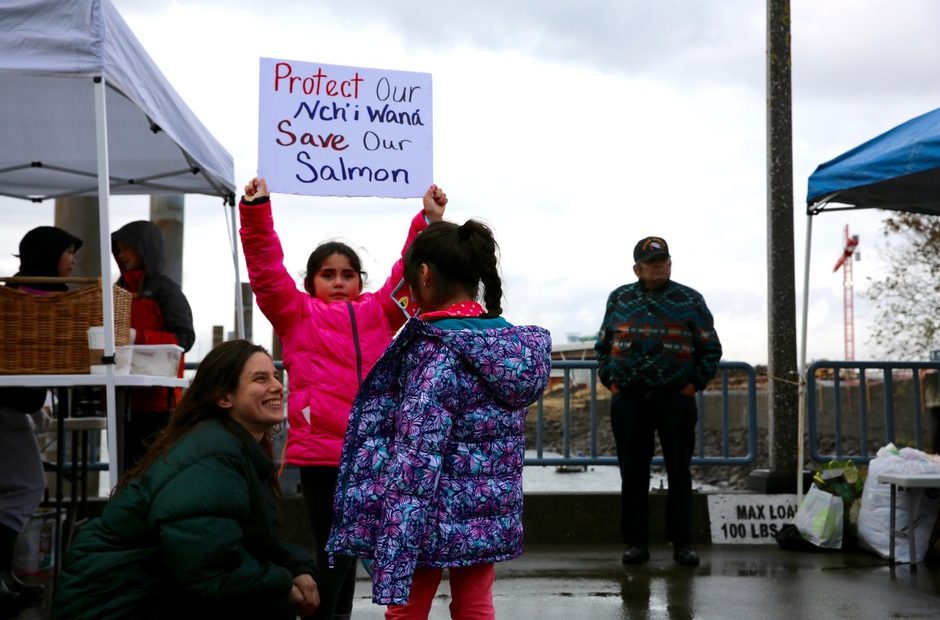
[88, 326, 135, 348]
[87, 326, 104, 349]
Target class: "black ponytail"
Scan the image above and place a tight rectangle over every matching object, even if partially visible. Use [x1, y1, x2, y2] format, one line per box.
[405, 219, 503, 317]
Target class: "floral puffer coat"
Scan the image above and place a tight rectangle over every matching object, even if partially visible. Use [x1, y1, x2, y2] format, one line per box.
[327, 316, 552, 605]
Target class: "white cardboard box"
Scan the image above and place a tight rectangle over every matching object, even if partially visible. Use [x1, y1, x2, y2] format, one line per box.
[129, 344, 184, 377]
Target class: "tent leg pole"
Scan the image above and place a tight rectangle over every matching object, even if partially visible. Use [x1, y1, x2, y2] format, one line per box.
[797, 214, 813, 499]
[231, 203, 245, 339]
[94, 75, 119, 490]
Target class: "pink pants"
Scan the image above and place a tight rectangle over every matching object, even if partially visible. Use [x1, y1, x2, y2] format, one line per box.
[385, 563, 495, 620]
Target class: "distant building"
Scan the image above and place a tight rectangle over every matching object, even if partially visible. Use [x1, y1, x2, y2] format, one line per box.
[550, 341, 597, 391]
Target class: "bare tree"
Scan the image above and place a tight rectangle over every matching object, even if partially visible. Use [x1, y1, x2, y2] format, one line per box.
[864, 213, 940, 360]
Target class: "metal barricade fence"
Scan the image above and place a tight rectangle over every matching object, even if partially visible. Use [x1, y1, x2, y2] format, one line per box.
[531, 360, 758, 467]
[806, 360, 940, 464]
[183, 359, 759, 468]
[86, 357, 940, 481]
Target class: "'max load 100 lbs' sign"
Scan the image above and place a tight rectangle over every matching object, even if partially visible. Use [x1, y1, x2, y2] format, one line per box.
[707, 495, 799, 544]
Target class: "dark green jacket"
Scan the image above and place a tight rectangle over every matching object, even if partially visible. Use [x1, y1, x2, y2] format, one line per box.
[51, 417, 315, 620]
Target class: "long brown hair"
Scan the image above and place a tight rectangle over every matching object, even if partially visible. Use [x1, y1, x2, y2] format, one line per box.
[113, 339, 277, 496]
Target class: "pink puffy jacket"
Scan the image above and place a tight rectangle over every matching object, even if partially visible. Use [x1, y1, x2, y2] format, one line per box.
[239, 198, 427, 466]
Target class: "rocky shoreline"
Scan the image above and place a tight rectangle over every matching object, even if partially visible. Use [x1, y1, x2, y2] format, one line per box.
[525, 388, 866, 490]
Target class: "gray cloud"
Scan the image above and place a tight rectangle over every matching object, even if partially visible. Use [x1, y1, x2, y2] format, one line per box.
[93, 0, 940, 364]
[116, 0, 940, 101]
[314, 0, 940, 102]
[319, 0, 762, 83]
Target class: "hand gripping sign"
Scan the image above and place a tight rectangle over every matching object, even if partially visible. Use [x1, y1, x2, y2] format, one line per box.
[258, 58, 433, 198]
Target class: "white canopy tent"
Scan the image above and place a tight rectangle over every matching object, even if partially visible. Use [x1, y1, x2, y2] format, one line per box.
[0, 0, 239, 485]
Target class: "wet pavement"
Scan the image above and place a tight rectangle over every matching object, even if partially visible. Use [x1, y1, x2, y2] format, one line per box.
[12, 464, 940, 619]
[348, 544, 940, 619]
[9, 542, 940, 618]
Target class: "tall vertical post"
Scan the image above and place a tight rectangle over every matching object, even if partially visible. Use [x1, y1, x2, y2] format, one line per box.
[53, 197, 102, 512]
[840, 225, 857, 362]
[239, 282, 253, 341]
[55, 197, 101, 279]
[150, 195, 185, 286]
[93, 76, 120, 489]
[271, 329, 283, 362]
[231, 203, 246, 339]
[212, 325, 224, 349]
[757, 0, 799, 491]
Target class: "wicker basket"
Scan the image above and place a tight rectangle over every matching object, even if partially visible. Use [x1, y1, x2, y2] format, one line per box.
[0, 278, 133, 374]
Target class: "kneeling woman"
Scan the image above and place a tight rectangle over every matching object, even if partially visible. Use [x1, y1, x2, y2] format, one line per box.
[52, 340, 320, 620]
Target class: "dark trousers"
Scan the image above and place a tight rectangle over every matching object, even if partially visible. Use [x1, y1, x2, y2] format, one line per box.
[930, 405, 940, 454]
[610, 389, 698, 548]
[300, 466, 357, 619]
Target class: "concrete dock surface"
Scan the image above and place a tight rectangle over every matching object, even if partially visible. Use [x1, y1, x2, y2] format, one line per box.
[347, 543, 940, 620]
[10, 542, 940, 619]
[12, 464, 940, 619]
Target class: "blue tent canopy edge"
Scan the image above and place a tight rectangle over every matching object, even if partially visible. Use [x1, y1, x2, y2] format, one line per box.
[806, 106, 940, 217]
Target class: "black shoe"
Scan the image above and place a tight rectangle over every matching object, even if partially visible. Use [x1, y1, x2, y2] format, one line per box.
[621, 546, 650, 564]
[673, 545, 700, 566]
[1, 571, 43, 599]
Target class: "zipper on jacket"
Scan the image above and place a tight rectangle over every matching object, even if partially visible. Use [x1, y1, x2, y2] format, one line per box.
[346, 301, 363, 386]
[329, 319, 414, 561]
[328, 303, 364, 557]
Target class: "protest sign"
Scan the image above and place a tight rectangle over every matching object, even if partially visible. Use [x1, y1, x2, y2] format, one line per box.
[258, 58, 432, 198]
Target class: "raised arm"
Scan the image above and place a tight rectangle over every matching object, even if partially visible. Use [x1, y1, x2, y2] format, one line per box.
[374, 184, 448, 323]
[422, 184, 447, 224]
[238, 177, 308, 335]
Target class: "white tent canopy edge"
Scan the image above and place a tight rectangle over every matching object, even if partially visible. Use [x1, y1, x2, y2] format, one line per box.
[0, 0, 238, 486]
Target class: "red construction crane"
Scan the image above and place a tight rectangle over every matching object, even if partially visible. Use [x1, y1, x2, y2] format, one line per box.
[832, 225, 860, 361]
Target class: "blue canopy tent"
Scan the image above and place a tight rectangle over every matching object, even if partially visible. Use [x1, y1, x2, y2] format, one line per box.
[796, 107, 940, 495]
[807, 106, 940, 216]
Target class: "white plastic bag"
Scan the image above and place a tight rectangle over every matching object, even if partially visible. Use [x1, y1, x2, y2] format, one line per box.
[794, 483, 844, 549]
[857, 444, 940, 563]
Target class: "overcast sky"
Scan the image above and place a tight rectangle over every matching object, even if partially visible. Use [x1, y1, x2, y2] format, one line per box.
[3, 0, 940, 364]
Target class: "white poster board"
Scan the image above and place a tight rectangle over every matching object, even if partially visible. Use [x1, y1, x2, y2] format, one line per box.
[258, 58, 432, 198]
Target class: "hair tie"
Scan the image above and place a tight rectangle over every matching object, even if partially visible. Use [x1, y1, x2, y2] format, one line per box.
[458, 223, 472, 241]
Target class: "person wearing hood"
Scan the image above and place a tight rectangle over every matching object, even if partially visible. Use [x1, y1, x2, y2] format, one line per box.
[326, 219, 552, 617]
[1, 226, 82, 614]
[111, 220, 195, 471]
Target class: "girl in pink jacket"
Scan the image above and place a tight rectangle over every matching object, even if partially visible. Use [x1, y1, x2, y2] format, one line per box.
[239, 177, 447, 620]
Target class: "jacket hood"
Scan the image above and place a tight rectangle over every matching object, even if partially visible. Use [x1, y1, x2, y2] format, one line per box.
[111, 220, 165, 277]
[12, 226, 83, 291]
[419, 319, 552, 408]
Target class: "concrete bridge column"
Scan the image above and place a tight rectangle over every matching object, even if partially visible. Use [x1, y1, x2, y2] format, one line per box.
[55, 197, 101, 279]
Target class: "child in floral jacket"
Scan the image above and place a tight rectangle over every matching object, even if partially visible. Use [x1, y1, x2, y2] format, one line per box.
[327, 219, 551, 618]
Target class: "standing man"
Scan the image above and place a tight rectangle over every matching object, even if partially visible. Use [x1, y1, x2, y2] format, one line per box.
[594, 236, 722, 566]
